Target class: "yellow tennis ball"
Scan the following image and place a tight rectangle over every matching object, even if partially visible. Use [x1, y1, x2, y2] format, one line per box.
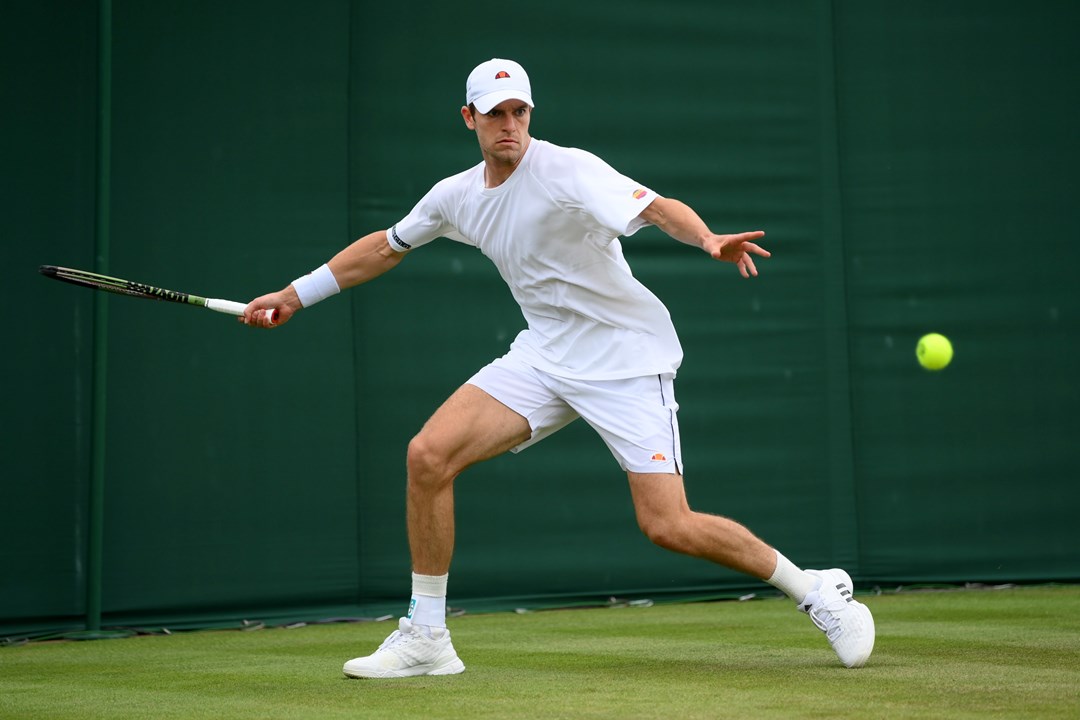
[916, 333, 953, 370]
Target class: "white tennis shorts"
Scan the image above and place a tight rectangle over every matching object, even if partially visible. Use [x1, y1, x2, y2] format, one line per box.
[466, 352, 683, 475]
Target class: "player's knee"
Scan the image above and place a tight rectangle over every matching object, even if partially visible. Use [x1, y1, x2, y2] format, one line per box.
[637, 513, 690, 554]
[406, 433, 454, 486]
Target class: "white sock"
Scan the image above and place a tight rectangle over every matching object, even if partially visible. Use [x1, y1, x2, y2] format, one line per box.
[766, 550, 818, 604]
[407, 572, 448, 629]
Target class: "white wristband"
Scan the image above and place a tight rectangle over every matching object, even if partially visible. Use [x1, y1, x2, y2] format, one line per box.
[291, 264, 340, 308]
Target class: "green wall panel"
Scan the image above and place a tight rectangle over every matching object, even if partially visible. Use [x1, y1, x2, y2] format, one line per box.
[835, 1, 1080, 581]
[1, 0, 99, 632]
[97, 0, 356, 617]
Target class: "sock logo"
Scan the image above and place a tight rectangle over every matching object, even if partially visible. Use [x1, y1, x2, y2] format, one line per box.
[407, 598, 416, 619]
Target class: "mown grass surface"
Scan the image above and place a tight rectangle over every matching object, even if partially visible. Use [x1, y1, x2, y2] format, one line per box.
[2, 586, 1077, 719]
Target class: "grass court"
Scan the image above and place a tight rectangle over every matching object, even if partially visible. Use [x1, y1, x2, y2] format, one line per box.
[2, 585, 1077, 719]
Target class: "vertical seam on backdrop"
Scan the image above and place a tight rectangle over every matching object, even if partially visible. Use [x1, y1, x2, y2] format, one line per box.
[831, 0, 861, 573]
[821, 0, 861, 573]
[345, 0, 363, 606]
[86, 0, 113, 633]
[831, 0, 861, 572]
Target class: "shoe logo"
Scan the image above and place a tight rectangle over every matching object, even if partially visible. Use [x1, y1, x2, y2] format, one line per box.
[837, 583, 854, 603]
[802, 603, 812, 612]
[650, 452, 667, 461]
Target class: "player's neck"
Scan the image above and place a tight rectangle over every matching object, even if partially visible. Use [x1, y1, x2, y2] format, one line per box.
[482, 137, 531, 188]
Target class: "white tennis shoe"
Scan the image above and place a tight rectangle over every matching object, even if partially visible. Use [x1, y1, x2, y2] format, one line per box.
[342, 617, 465, 679]
[800, 568, 876, 668]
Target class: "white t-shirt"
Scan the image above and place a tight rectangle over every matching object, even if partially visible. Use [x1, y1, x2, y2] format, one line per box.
[388, 138, 683, 381]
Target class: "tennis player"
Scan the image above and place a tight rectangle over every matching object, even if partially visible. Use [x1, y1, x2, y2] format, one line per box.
[243, 58, 875, 676]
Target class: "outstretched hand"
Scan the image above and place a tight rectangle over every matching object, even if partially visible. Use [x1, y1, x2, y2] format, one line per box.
[702, 231, 770, 278]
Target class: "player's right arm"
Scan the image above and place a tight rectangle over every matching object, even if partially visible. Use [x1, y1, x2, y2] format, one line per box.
[328, 229, 407, 287]
[242, 230, 407, 328]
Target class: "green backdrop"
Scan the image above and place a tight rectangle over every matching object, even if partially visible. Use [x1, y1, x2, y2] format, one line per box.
[3, 0, 1078, 637]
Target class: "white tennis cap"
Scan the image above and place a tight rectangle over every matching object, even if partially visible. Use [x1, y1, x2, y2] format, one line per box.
[466, 58, 534, 114]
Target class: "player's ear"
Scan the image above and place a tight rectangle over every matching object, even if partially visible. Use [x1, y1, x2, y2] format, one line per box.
[461, 105, 477, 130]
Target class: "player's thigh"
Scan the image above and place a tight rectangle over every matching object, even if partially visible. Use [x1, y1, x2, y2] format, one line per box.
[412, 383, 532, 472]
[626, 471, 690, 528]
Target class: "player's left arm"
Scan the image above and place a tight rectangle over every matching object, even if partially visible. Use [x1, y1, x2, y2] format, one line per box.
[638, 196, 769, 278]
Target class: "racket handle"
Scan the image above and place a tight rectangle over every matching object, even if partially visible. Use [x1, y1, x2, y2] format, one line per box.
[206, 299, 279, 324]
[206, 299, 247, 315]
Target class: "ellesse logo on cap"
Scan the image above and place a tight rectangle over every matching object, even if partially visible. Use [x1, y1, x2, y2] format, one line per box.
[495, 71, 511, 79]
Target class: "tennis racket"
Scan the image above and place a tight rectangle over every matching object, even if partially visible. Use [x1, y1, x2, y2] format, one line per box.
[39, 265, 278, 323]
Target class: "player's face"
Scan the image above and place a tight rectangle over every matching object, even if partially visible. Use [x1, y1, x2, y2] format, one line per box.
[462, 99, 532, 169]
